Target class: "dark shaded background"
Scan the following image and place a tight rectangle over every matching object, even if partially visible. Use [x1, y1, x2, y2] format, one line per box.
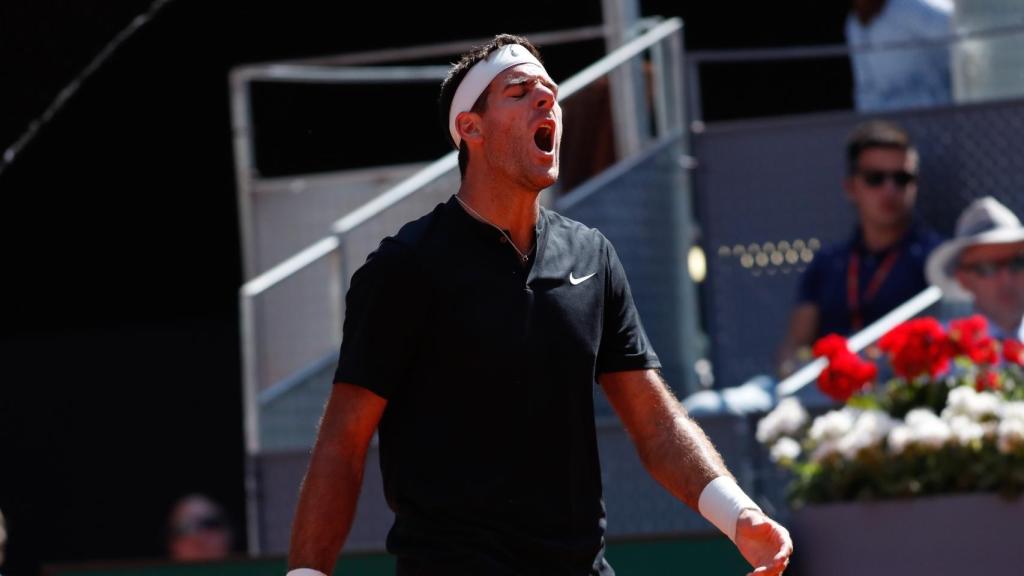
[0, 1, 850, 573]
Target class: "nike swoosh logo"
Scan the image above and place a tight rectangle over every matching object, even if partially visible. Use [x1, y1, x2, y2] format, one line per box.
[569, 272, 596, 286]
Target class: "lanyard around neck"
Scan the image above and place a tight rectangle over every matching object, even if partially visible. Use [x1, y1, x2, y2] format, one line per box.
[847, 248, 901, 331]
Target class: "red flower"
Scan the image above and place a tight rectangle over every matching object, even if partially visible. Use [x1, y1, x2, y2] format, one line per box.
[1004, 339, 1024, 366]
[878, 318, 952, 380]
[813, 334, 850, 359]
[817, 349, 877, 402]
[975, 370, 1000, 391]
[949, 315, 998, 365]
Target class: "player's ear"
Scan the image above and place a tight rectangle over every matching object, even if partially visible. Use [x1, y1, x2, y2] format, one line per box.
[456, 111, 483, 144]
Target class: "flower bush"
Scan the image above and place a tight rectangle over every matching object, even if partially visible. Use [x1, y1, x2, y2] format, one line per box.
[758, 315, 1024, 506]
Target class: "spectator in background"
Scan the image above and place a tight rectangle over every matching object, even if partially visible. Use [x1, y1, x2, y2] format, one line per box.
[847, 0, 954, 112]
[166, 494, 234, 561]
[927, 197, 1024, 339]
[778, 120, 943, 376]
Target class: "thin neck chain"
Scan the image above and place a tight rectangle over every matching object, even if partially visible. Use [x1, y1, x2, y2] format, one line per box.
[455, 195, 533, 263]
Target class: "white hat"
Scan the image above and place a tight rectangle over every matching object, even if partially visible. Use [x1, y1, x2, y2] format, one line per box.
[926, 196, 1024, 299]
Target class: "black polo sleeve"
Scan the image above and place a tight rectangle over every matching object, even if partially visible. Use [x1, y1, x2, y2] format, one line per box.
[596, 236, 661, 374]
[332, 239, 424, 400]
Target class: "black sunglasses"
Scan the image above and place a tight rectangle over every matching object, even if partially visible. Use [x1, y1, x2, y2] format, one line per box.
[857, 169, 917, 188]
[959, 254, 1024, 277]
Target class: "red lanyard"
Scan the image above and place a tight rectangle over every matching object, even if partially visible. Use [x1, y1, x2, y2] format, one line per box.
[847, 249, 901, 330]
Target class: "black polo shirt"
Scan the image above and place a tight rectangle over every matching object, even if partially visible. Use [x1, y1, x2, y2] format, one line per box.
[334, 195, 660, 575]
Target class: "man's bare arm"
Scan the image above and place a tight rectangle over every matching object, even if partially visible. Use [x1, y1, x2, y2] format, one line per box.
[600, 369, 792, 575]
[288, 382, 387, 573]
[776, 303, 819, 377]
[600, 369, 728, 509]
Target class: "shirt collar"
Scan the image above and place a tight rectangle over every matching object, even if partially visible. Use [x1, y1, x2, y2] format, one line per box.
[849, 219, 923, 257]
[446, 195, 547, 259]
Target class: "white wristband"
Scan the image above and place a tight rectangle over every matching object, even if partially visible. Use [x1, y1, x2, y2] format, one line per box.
[697, 476, 761, 542]
[287, 570, 328, 576]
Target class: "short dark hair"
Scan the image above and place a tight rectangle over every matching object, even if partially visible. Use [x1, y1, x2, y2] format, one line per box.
[438, 34, 543, 177]
[846, 120, 916, 175]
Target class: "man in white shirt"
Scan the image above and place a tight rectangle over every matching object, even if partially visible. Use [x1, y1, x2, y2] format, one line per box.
[847, 0, 954, 112]
[927, 197, 1024, 340]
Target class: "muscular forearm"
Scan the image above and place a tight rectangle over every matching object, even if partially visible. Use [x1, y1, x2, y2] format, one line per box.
[635, 404, 732, 511]
[604, 371, 790, 571]
[603, 370, 731, 511]
[289, 383, 386, 573]
[289, 442, 365, 572]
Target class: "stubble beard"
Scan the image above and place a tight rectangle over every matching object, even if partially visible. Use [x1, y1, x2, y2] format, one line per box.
[491, 138, 559, 193]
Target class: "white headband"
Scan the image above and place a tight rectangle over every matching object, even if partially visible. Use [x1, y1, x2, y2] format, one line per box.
[448, 43, 545, 147]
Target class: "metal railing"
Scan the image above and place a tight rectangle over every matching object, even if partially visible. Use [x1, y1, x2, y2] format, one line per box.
[776, 286, 943, 397]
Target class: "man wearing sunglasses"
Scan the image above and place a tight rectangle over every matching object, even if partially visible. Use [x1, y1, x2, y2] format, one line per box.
[927, 197, 1024, 340]
[779, 120, 943, 375]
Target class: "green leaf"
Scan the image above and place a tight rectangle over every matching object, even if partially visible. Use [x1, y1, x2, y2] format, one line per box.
[847, 395, 882, 410]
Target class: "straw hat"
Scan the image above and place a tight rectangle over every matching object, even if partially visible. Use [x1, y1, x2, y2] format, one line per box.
[926, 196, 1024, 300]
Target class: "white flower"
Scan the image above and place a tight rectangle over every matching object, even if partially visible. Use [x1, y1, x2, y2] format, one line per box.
[805, 409, 894, 462]
[770, 437, 802, 463]
[808, 408, 859, 445]
[837, 410, 897, 459]
[905, 407, 942, 428]
[903, 408, 951, 450]
[913, 418, 951, 450]
[756, 398, 809, 444]
[970, 391, 1003, 421]
[942, 386, 972, 419]
[1001, 401, 1024, 423]
[888, 425, 912, 455]
[997, 418, 1024, 454]
[948, 415, 985, 447]
[943, 386, 1002, 421]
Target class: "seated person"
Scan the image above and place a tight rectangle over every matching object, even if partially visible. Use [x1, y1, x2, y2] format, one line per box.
[778, 120, 943, 376]
[687, 121, 943, 416]
[926, 196, 1024, 339]
[166, 494, 234, 561]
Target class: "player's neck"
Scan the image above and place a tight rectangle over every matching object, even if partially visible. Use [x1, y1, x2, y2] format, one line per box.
[457, 178, 540, 252]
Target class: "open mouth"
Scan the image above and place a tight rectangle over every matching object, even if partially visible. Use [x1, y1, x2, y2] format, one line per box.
[533, 124, 554, 153]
